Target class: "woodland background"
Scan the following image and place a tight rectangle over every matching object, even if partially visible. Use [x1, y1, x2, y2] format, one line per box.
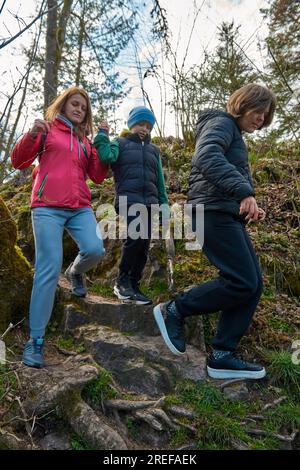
[0, 0, 299, 451]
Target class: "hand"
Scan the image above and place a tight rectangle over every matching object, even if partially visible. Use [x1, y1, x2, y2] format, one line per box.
[98, 120, 110, 133]
[240, 196, 260, 222]
[29, 119, 50, 138]
[247, 207, 266, 223]
[257, 207, 266, 221]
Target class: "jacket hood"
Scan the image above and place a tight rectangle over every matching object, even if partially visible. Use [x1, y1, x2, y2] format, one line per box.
[54, 115, 84, 156]
[195, 109, 239, 139]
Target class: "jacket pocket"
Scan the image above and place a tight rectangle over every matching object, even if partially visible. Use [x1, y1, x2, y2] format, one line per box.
[37, 173, 48, 199]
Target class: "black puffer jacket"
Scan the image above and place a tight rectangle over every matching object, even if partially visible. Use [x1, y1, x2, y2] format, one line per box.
[188, 109, 255, 216]
[111, 133, 160, 208]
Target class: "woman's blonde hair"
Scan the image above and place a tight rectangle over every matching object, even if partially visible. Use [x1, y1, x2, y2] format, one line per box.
[226, 83, 276, 128]
[45, 86, 93, 137]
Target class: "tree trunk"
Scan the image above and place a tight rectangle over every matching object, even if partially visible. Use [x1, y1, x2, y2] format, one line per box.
[43, 0, 73, 112]
[44, 0, 58, 112]
[57, 0, 73, 66]
[75, 0, 86, 86]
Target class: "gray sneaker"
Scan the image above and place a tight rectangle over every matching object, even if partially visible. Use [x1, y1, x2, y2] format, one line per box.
[65, 263, 87, 297]
[113, 273, 135, 300]
[130, 282, 152, 305]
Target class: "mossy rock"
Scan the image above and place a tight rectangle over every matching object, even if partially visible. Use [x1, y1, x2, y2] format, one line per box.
[0, 197, 33, 332]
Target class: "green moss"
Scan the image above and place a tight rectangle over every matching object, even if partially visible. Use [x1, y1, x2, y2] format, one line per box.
[197, 413, 248, 448]
[89, 283, 114, 298]
[71, 433, 94, 450]
[176, 381, 224, 411]
[0, 365, 18, 397]
[121, 331, 135, 337]
[167, 381, 275, 449]
[267, 317, 295, 334]
[141, 279, 169, 300]
[46, 320, 59, 336]
[164, 394, 181, 407]
[58, 337, 75, 350]
[57, 336, 85, 353]
[263, 349, 300, 392]
[58, 389, 82, 419]
[126, 417, 139, 439]
[261, 287, 276, 301]
[0, 197, 33, 332]
[83, 369, 118, 404]
[249, 437, 281, 450]
[174, 381, 252, 418]
[202, 313, 218, 346]
[198, 441, 228, 450]
[119, 391, 139, 401]
[259, 252, 300, 297]
[169, 428, 189, 447]
[264, 400, 300, 429]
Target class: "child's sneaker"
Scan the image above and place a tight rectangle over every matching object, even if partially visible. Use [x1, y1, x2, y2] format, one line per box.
[207, 350, 266, 379]
[153, 301, 186, 355]
[22, 338, 45, 368]
[114, 273, 135, 300]
[130, 282, 152, 305]
[65, 262, 87, 297]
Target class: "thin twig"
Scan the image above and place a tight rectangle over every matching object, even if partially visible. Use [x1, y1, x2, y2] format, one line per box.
[15, 396, 35, 448]
[263, 396, 288, 410]
[246, 428, 298, 442]
[171, 417, 197, 434]
[218, 378, 246, 390]
[1, 318, 26, 339]
[0, 0, 64, 50]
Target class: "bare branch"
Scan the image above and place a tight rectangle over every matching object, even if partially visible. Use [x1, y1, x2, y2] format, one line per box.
[0, 1, 7, 16]
[1, 318, 25, 339]
[268, 45, 299, 103]
[181, 0, 206, 71]
[0, 0, 64, 50]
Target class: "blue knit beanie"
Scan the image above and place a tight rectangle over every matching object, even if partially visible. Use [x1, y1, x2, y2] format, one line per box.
[127, 106, 156, 130]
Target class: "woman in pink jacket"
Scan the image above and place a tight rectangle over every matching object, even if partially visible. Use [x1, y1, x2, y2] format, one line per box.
[11, 86, 108, 368]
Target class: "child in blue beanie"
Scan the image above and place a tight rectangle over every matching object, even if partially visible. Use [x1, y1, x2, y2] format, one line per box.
[94, 106, 169, 305]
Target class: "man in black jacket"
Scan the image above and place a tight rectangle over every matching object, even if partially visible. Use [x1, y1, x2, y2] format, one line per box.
[153, 83, 276, 379]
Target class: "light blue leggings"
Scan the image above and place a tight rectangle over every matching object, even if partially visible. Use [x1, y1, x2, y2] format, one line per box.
[29, 207, 105, 338]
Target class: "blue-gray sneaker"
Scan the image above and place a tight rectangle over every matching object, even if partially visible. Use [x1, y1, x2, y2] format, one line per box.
[153, 301, 186, 355]
[22, 338, 45, 368]
[65, 262, 87, 297]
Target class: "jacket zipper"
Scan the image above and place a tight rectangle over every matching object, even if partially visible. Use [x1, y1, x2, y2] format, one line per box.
[79, 139, 89, 160]
[37, 173, 48, 199]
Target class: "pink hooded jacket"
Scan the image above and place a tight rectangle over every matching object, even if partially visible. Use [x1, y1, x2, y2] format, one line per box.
[11, 118, 108, 209]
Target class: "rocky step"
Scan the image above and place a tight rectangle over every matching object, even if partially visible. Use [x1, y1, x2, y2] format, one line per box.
[75, 324, 207, 397]
[58, 280, 206, 353]
[61, 298, 159, 338]
[58, 278, 159, 337]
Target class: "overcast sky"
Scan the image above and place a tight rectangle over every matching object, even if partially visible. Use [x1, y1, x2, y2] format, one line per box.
[0, 0, 269, 136]
[119, 0, 269, 135]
